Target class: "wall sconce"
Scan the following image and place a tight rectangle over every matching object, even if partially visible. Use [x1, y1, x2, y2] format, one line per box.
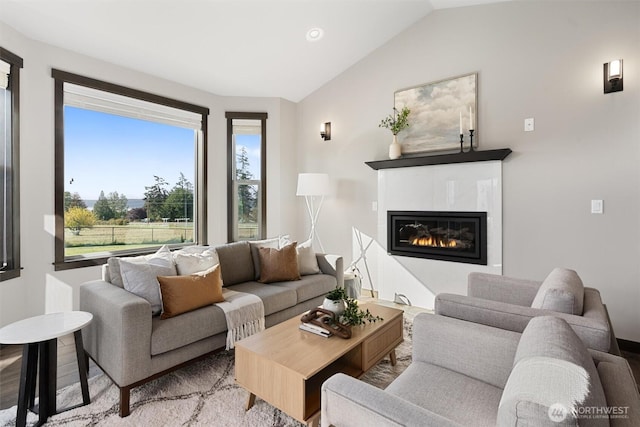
[604, 59, 623, 94]
[320, 122, 331, 141]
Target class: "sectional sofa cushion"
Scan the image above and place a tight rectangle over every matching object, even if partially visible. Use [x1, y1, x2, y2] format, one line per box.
[530, 268, 584, 315]
[157, 265, 224, 319]
[498, 316, 608, 427]
[270, 274, 336, 304]
[226, 281, 297, 316]
[258, 242, 301, 283]
[151, 304, 228, 356]
[215, 241, 255, 286]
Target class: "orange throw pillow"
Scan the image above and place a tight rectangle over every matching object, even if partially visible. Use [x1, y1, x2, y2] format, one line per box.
[258, 241, 301, 283]
[158, 264, 224, 319]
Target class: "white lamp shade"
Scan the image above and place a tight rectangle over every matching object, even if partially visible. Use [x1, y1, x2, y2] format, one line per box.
[296, 173, 330, 196]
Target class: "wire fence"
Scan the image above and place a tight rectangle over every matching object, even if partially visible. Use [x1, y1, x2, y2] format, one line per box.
[65, 224, 194, 247]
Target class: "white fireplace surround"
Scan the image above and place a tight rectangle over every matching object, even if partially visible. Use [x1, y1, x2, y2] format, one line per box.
[376, 160, 503, 309]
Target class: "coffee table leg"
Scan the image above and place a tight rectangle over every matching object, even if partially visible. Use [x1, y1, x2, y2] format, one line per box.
[307, 413, 320, 427]
[245, 392, 256, 411]
[389, 349, 397, 366]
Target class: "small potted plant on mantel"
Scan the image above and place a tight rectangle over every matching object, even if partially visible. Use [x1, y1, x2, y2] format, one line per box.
[379, 106, 410, 160]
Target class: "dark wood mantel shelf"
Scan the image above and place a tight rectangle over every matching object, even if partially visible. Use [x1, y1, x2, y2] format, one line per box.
[365, 148, 512, 170]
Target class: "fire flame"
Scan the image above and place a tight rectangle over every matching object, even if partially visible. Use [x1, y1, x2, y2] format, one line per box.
[410, 236, 457, 248]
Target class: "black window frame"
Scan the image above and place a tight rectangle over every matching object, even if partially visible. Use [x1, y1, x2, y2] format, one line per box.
[0, 47, 23, 282]
[226, 112, 267, 242]
[52, 69, 209, 271]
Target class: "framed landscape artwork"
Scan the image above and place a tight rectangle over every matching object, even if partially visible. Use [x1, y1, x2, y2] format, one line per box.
[395, 72, 477, 154]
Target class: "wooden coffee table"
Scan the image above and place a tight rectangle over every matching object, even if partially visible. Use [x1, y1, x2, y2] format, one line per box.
[235, 303, 403, 426]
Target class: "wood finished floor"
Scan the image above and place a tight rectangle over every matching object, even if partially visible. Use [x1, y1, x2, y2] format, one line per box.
[1, 299, 638, 412]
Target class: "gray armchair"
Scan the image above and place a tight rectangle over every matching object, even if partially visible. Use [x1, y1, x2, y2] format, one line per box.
[434, 268, 619, 354]
[321, 314, 640, 427]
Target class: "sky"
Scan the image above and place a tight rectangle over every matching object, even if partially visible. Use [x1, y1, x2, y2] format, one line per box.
[235, 134, 261, 179]
[64, 106, 196, 200]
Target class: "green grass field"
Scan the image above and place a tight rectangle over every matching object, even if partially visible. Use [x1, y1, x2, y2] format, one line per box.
[64, 223, 194, 257]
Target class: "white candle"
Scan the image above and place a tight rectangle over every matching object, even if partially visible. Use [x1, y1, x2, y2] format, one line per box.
[469, 106, 474, 130]
[459, 112, 462, 135]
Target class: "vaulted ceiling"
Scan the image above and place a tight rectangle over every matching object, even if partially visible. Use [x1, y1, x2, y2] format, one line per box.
[0, 0, 510, 101]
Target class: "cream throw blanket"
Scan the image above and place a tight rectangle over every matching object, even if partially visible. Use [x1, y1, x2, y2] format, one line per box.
[218, 289, 265, 350]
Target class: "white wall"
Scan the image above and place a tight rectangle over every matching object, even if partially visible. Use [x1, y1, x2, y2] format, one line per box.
[296, 2, 640, 341]
[0, 21, 297, 327]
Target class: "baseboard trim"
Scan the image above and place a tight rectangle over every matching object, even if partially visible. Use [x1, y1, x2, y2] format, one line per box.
[618, 338, 640, 354]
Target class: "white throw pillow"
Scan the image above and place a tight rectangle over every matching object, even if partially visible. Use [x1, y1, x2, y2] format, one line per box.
[174, 248, 219, 275]
[119, 258, 176, 315]
[297, 239, 320, 275]
[107, 245, 174, 288]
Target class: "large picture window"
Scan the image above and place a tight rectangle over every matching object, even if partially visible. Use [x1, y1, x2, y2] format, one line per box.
[0, 48, 23, 281]
[53, 70, 209, 270]
[226, 112, 267, 242]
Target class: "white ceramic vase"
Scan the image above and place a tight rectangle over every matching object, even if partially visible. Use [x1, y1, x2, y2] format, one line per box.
[322, 298, 345, 316]
[389, 134, 402, 159]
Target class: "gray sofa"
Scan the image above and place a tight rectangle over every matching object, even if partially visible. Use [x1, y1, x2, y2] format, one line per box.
[434, 269, 620, 354]
[80, 241, 343, 417]
[322, 315, 640, 427]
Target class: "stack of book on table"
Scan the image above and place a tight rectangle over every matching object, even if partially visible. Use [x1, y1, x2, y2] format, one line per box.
[299, 321, 331, 337]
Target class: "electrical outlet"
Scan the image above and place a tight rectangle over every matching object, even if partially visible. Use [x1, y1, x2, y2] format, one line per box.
[372, 201, 378, 212]
[524, 118, 534, 132]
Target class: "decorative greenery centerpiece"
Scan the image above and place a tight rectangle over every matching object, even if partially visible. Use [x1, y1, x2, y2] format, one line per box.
[324, 286, 383, 326]
[378, 106, 411, 135]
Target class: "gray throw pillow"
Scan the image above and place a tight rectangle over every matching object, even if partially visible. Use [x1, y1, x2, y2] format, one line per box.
[119, 259, 176, 315]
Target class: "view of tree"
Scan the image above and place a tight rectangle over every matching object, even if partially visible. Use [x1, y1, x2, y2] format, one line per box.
[236, 146, 257, 223]
[164, 172, 194, 220]
[93, 190, 114, 220]
[65, 206, 96, 234]
[64, 191, 87, 212]
[144, 176, 170, 221]
[127, 207, 147, 221]
[107, 191, 129, 219]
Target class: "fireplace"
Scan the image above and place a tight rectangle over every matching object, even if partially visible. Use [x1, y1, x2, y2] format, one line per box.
[388, 211, 487, 265]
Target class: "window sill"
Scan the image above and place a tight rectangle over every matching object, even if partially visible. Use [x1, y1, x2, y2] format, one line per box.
[0, 268, 22, 282]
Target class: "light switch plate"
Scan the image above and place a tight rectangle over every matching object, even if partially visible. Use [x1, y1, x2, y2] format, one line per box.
[591, 200, 603, 214]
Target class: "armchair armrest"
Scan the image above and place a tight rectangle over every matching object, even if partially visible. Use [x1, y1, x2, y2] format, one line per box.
[316, 254, 344, 288]
[468, 272, 541, 306]
[412, 314, 519, 389]
[589, 349, 640, 426]
[321, 373, 463, 427]
[80, 280, 153, 387]
[435, 292, 612, 352]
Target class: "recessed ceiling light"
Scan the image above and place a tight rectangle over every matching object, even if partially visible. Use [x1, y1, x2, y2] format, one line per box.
[306, 27, 324, 42]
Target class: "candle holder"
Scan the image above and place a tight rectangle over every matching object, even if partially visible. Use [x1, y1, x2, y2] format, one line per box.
[468, 129, 475, 152]
[459, 134, 464, 153]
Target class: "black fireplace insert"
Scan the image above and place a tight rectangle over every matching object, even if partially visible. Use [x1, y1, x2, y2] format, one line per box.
[388, 211, 487, 265]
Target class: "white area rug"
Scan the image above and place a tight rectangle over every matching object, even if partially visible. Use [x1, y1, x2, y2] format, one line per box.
[0, 316, 413, 427]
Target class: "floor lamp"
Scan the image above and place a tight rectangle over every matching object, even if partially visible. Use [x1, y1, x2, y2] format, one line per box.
[296, 173, 330, 253]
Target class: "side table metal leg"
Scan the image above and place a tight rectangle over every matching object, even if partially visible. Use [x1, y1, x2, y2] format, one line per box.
[74, 330, 90, 404]
[16, 343, 38, 427]
[38, 339, 57, 425]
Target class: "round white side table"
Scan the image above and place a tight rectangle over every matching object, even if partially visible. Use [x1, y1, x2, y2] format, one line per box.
[0, 311, 93, 427]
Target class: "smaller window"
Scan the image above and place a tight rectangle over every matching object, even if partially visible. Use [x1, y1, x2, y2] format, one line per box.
[226, 112, 267, 242]
[0, 47, 23, 281]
